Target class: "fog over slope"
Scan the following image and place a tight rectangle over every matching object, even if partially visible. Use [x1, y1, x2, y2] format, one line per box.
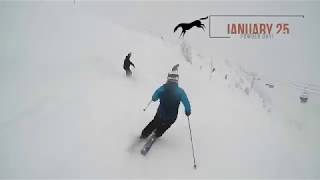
[0, 2, 319, 178]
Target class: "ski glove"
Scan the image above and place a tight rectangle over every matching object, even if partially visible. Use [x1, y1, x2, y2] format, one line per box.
[186, 111, 191, 116]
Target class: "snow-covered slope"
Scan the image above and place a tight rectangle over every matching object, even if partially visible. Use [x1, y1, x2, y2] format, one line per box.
[0, 2, 319, 178]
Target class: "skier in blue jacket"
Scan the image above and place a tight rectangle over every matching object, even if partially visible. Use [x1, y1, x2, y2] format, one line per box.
[140, 67, 191, 139]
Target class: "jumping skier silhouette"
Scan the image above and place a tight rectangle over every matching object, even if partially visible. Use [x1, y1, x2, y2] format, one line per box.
[174, 16, 208, 37]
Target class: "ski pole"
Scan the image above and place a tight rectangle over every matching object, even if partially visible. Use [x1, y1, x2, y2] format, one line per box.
[187, 116, 197, 169]
[143, 100, 152, 111]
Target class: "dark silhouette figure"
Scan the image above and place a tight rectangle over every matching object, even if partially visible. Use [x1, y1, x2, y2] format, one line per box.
[174, 16, 208, 37]
[123, 52, 135, 77]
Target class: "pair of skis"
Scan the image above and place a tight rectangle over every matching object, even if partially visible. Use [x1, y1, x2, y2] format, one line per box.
[140, 133, 157, 155]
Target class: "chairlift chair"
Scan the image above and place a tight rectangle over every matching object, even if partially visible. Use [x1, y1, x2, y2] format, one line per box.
[300, 91, 309, 103]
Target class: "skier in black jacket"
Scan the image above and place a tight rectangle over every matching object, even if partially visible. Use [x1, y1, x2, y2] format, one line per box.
[123, 52, 135, 77]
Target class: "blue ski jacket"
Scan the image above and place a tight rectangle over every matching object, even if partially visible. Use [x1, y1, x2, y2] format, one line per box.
[152, 82, 191, 122]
